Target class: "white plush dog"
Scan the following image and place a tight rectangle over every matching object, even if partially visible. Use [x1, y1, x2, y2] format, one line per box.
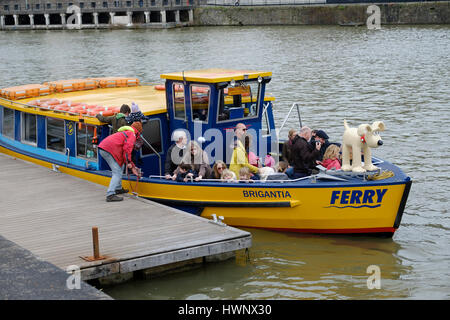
[341, 119, 385, 173]
[259, 166, 275, 181]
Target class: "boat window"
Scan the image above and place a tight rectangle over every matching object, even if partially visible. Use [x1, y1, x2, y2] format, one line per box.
[2, 107, 14, 139]
[21, 113, 37, 145]
[190, 85, 210, 123]
[76, 123, 97, 160]
[141, 119, 162, 156]
[46, 117, 65, 153]
[173, 83, 185, 120]
[217, 80, 261, 122]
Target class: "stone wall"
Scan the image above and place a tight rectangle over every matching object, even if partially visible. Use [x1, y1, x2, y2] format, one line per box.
[193, 2, 450, 25]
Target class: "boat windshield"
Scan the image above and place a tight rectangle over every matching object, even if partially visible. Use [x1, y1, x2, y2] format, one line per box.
[217, 80, 261, 122]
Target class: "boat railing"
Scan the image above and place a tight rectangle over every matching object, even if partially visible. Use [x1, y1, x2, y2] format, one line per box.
[277, 102, 302, 138]
[148, 175, 312, 184]
[148, 158, 386, 183]
[140, 135, 162, 177]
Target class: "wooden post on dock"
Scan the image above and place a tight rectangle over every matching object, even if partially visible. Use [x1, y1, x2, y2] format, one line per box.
[81, 227, 106, 262]
[92, 227, 100, 260]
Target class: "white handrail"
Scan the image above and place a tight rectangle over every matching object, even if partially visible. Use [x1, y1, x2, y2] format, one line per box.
[277, 102, 302, 137]
[148, 175, 312, 183]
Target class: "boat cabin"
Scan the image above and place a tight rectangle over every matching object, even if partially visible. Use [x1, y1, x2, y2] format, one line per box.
[0, 69, 277, 178]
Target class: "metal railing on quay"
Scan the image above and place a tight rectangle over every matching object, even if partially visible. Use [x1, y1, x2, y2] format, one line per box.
[204, 0, 326, 6]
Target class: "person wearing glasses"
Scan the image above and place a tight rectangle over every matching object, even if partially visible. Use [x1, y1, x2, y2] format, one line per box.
[229, 123, 260, 180]
[212, 160, 227, 180]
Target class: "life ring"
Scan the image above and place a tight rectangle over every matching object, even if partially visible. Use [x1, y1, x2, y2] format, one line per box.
[100, 110, 114, 117]
[87, 109, 99, 116]
[174, 84, 184, 92]
[155, 84, 165, 91]
[46, 99, 61, 106]
[192, 86, 209, 94]
[54, 106, 70, 111]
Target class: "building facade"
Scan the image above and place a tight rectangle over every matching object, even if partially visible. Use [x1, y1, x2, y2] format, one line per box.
[0, 0, 202, 28]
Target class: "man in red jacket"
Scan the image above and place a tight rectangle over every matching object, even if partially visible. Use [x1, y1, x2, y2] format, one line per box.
[98, 122, 142, 202]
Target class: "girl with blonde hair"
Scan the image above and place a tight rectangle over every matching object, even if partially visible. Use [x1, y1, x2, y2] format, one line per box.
[321, 144, 341, 170]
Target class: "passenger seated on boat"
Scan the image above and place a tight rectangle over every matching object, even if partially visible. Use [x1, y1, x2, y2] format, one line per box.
[126, 102, 149, 124]
[96, 104, 131, 134]
[264, 154, 276, 169]
[244, 134, 259, 167]
[248, 149, 259, 167]
[319, 144, 342, 170]
[266, 161, 290, 181]
[165, 130, 188, 180]
[311, 129, 331, 161]
[239, 167, 254, 183]
[282, 129, 297, 165]
[212, 160, 227, 179]
[177, 140, 212, 181]
[291, 126, 321, 179]
[221, 169, 237, 183]
[175, 163, 198, 182]
[230, 124, 260, 179]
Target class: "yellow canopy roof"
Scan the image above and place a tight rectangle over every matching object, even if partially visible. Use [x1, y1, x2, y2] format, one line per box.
[4, 85, 166, 125]
[160, 68, 272, 83]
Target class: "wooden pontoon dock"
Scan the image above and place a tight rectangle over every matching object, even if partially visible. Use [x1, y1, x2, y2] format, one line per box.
[0, 153, 251, 284]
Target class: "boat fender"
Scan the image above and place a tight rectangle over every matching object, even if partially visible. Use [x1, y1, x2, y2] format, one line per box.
[367, 170, 394, 180]
[91, 127, 98, 146]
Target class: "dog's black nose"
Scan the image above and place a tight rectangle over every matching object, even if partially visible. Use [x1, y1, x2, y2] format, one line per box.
[378, 140, 383, 146]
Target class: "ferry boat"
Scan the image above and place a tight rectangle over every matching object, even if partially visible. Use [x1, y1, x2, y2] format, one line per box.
[0, 70, 412, 237]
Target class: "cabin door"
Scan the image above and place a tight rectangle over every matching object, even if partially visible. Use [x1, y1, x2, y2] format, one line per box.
[168, 81, 213, 143]
[186, 83, 213, 143]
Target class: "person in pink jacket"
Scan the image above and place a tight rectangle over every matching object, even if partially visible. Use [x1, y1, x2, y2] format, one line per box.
[98, 122, 142, 202]
[320, 144, 342, 170]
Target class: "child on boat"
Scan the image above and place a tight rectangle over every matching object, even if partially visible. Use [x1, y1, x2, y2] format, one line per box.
[239, 167, 254, 183]
[96, 104, 130, 133]
[320, 144, 342, 170]
[221, 169, 237, 183]
[175, 163, 198, 182]
[126, 102, 149, 124]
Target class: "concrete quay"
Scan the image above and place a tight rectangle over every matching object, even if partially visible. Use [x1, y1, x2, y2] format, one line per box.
[0, 235, 112, 300]
[194, 1, 450, 26]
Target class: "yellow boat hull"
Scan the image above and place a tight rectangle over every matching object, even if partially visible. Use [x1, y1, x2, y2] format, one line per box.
[137, 179, 409, 234]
